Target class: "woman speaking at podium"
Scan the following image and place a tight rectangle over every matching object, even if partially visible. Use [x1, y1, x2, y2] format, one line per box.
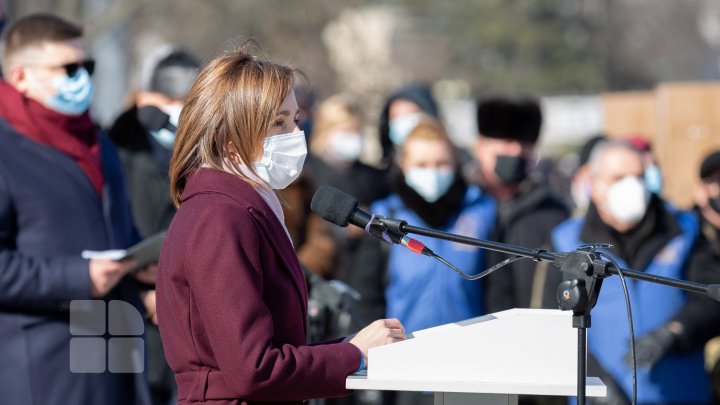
[155, 43, 405, 405]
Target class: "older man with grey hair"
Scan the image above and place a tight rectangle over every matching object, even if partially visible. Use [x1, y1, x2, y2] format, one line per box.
[549, 139, 716, 404]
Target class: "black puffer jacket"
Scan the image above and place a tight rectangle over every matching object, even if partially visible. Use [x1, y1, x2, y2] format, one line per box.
[108, 105, 175, 238]
[483, 179, 569, 312]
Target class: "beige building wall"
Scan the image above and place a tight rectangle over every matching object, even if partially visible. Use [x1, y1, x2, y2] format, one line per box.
[603, 83, 720, 208]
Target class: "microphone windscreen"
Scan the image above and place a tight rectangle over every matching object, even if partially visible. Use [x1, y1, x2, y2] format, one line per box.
[137, 105, 172, 132]
[310, 185, 358, 227]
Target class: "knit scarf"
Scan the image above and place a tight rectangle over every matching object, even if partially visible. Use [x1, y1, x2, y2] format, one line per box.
[0, 79, 103, 196]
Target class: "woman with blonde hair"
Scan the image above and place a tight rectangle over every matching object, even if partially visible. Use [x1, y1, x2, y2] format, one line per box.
[353, 118, 496, 405]
[156, 45, 404, 405]
[306, 94, 390, 206]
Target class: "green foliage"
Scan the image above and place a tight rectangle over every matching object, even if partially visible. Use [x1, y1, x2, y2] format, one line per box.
[403, 0, 605, 94]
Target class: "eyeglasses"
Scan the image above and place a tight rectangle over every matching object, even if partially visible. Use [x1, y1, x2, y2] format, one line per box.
[25, 59, 96, 77]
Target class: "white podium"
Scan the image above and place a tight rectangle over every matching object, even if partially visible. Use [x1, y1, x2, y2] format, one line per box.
[346, 309, 606, 405]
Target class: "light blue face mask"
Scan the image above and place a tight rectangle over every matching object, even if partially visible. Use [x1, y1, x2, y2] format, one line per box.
[150, 104, 182, 150]
[404, 167, 455, 203]
[150, 128, 175, 150]
[644, 164, 663, 195]
[46, 68, 94, 115]
[389, 113, 422, 146]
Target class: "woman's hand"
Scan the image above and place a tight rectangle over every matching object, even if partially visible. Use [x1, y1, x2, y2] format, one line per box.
[349, 318, 405, 366]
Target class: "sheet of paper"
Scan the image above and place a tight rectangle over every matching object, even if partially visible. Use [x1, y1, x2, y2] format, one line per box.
[80, 249, 127, 260]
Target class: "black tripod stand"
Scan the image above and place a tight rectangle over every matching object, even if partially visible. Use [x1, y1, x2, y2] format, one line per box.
[369, 215, 720, 405]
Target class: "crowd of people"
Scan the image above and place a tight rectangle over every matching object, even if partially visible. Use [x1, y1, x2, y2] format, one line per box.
[1, 12, 720, 405]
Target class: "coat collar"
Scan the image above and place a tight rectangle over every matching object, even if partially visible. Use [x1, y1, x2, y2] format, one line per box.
[181, 167, 309, 326]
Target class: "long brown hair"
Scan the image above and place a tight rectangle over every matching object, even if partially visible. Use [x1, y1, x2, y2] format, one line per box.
[169, 44, 302, 206]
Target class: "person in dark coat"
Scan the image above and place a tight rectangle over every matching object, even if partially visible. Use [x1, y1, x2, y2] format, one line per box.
[691, 150, 720, 404]
[156, 44, 405, 405]
[471, 96, 569, 312]
[109, 44, 200, 238]
[0, 14, 151, 405]
[108, 44, 200, 405]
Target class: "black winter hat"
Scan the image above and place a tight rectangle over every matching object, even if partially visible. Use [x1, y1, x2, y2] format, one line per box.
[700, 150, 720, 179]
[476, 96, 542, 144]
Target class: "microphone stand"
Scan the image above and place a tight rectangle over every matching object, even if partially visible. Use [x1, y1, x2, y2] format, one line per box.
[369, 215, 720, 405]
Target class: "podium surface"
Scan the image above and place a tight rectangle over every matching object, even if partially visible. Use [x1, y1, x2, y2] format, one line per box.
[346, 309, 606, 404]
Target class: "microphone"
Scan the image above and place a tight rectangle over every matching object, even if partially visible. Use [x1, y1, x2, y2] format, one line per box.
[137, 105, 177, 132]
[310, 185, 431, 255]
[309, 184, 369, 228]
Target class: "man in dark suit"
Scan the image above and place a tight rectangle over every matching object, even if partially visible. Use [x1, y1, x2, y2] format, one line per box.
[0, 14, 151, 405]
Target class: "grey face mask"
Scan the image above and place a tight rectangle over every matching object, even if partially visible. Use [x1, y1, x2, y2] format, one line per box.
[494, 155, 528, 185]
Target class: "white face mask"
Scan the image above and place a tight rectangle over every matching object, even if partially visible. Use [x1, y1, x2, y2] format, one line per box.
[253, 130, 307, 189]
[404, 167, 455, 203]
[389, 113, 423, 146]
[606, 176, 650, 225]
[328, 131, 363, 162]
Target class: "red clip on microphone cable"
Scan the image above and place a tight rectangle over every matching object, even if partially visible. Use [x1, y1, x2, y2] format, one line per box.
[400, 235, 433, 256]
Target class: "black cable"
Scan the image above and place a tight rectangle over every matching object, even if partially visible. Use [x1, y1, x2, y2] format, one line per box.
[430, 252, 527, 281]
[599, 252, 637, 405]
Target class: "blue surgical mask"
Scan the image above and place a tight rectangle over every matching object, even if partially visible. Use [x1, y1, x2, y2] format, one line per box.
[150, 104, 182, 149]
[46, 68, 94, 115]
[389, 113, 422, 146]
[644, 164, 663, 195]
[405, 167, 455, 203]
[150, 128, 175, 150]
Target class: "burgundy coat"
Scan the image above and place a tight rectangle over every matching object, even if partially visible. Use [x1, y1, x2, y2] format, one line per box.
[156, 168, 361, 405]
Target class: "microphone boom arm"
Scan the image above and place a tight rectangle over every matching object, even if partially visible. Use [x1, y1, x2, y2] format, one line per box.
[397, 222, 720, 301]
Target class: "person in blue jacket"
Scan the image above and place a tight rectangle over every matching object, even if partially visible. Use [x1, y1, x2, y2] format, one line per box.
[0, 14, 151, 405]
[353, 118, 495, 405]
[551, 140, 714, 404]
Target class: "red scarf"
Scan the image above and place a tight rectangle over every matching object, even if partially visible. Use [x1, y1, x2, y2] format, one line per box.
[0, 80, 103, 196]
